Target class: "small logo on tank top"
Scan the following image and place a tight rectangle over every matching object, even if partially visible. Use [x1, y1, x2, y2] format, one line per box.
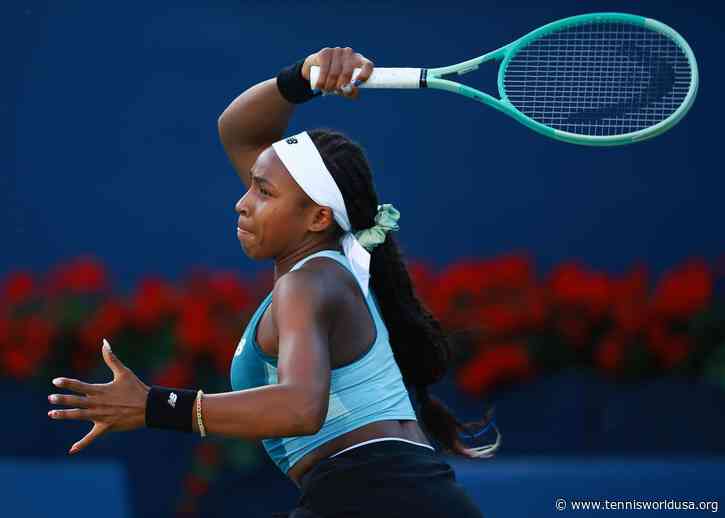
[168, 392, 177, 408]
[234, 337, 246, 357]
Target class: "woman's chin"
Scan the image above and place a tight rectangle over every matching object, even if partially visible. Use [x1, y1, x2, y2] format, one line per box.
[239, 242, 264, 260]
[238, 229, 255, 254]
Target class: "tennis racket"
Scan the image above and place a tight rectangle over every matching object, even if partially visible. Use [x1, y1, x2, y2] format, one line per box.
[310, 13, 698, 146]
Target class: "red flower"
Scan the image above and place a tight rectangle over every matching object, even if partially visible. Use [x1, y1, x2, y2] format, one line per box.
[207, 272, 251, 313]
[595, 333, 626, 372]
[0, 314, 55, 379]
[646, 320, 692, 369]
[45, 256, 108, 295]
[435, 254, 534, 312]
[483, 253, 535, 293]
[2, 348, 34, 379]
[130, 277, 179, 330]
[456, 342, 534, 396]
[613, 263, 650, 300]
[153, 360, 194, 387]
[555, 313, 592, 349]
[547, 262, 614, 319]
[474, 303, 530, 337]
[175, 295, 216, 354]
[609, 264, 650, 335]
[651, 259, 712, 320]
[612, 302, 646, 337]
[432, 256, 541, 339]
[11, 315, 56, 367]
[2, 271, 35, 305]
[426, 262, 467, 319]
[23, 315, 56, 361]
[0, 313, 11, 346]
[526, 288, 549, 328]
[79, 298, 126, 351]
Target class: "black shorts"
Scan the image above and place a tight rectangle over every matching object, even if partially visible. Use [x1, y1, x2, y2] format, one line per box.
[271, 439, 485, 518]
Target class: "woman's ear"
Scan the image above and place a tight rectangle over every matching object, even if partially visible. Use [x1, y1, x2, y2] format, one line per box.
[308, 206, 335, 233]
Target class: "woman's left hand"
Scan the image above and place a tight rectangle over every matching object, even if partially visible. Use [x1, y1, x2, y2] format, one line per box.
[48, 339, 150, 455]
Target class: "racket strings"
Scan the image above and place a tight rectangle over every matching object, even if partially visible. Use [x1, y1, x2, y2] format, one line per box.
[502, 21, 692, 136]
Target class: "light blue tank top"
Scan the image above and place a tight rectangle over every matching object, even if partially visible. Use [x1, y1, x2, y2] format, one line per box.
[229, 249, 419, 476]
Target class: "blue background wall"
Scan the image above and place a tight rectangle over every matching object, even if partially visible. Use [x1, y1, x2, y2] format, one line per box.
[5, 0, 723, 289]
[5, 1, 724, 517]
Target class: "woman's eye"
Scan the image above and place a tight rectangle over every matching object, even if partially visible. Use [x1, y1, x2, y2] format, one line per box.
[252, 181, 270, 197]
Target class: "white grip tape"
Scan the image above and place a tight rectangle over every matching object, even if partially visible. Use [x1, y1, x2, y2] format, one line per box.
[310, 66, 422, 90]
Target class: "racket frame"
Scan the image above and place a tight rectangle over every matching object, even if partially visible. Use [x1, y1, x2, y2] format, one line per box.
[309, 12, 699, 146]
[427, 12, 699, 146]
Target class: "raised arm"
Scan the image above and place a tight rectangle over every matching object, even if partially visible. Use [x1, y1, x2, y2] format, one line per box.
[217, 78, 295, 188]
[217, 48, 374, 187]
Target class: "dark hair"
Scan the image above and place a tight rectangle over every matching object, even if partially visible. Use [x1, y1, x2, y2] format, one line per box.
[308, 128, 500, 459]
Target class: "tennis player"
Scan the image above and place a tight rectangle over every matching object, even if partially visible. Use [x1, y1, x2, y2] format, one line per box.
[47, 46, 500, 517]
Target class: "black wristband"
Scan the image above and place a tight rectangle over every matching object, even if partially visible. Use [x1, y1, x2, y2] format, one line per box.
[145, 385, 196, 433]
[276, 58, 322, 104]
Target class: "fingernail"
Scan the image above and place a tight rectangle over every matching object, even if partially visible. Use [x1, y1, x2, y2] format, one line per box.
[49, 395, 58, 403]
[341, 84, 352, 94]
[103, 338, 111, 351]
[52, 378, 61, 386]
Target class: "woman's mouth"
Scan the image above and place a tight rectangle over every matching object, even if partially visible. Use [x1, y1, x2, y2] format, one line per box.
[237, 226, 252, 237]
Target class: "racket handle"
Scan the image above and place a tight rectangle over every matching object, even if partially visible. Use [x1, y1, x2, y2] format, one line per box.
[309, 66, 422, 90]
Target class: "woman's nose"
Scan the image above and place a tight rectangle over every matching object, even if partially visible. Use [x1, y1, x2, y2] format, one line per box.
[235, 192, 250, 215]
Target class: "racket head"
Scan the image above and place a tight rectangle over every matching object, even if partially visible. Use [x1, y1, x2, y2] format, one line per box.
[496, 12, 699, 146]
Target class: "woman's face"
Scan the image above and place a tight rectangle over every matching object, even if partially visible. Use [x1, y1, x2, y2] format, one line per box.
[234, 146, 331, 260]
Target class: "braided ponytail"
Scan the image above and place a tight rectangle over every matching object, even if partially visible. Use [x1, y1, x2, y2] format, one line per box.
[309, 128, 501, 459]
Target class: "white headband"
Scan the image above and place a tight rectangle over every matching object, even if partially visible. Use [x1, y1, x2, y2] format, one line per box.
[271, 131, 373, 297]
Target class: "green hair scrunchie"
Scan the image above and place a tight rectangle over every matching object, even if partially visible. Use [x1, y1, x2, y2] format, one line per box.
[354, 203, 401, 252]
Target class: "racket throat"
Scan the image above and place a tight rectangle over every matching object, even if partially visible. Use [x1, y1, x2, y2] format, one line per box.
[419, 69, 428, 89]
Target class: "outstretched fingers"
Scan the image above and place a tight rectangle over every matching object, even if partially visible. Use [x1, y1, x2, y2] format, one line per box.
[48, 407, 112, 421]
[69, 422, 109, 455]
[48, 393, 93, 408]
[52, 377, 106, 395]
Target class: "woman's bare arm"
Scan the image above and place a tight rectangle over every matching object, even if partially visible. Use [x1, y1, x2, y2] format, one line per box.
[216, 48, 374, 187]
[217, 78, 295, 188]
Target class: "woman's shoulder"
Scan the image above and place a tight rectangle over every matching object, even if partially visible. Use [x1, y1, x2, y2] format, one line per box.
[294, 255, 352, 296]
[275, 257, 348, 306]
